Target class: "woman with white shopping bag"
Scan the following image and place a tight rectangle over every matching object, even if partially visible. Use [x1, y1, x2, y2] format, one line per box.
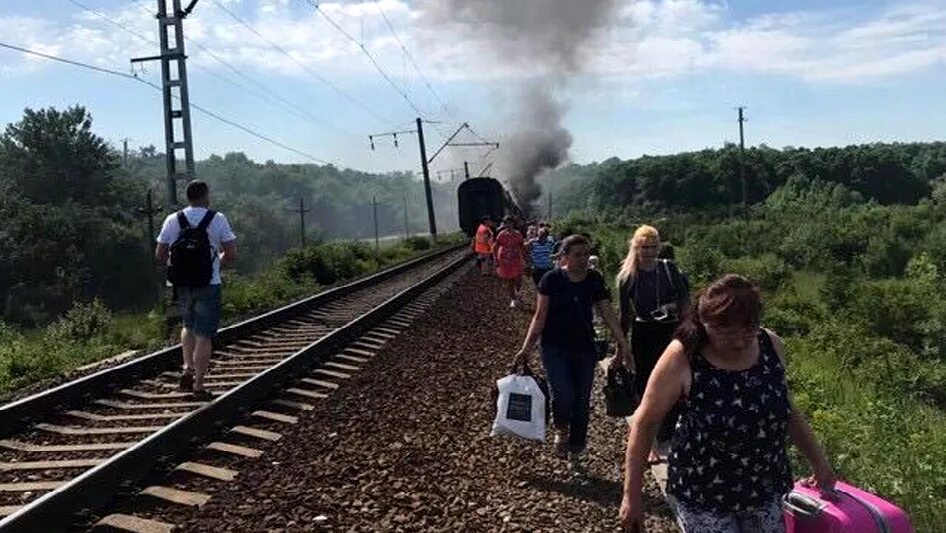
[512, 234, 631, 471]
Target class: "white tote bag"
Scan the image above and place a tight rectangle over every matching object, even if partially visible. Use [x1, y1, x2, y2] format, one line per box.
[490, 372, 547, 441]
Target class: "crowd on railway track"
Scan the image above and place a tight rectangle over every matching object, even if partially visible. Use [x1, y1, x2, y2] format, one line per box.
[468, 215, 905, 533]
[68, 180, 905, 532]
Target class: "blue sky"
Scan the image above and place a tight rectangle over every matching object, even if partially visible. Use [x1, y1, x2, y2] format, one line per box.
[2, 0, 946, 177]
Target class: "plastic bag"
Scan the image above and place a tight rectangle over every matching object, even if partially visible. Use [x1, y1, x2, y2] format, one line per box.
[604, 366, 639, 417]
[490, 363, 547, 441]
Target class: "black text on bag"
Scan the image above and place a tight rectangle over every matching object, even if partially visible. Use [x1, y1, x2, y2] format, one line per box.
[167, 210, 216, 288]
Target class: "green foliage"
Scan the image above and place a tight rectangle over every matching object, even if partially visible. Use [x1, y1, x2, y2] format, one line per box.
[280, 241, 377, 285]
[677, 242, 724, 287]
[0, 105, 472, 327]
[403, 235, 432, 251]
[46, 300, 112, 342]
[0, 237, 456, 397]
[720, 254, 792, 291]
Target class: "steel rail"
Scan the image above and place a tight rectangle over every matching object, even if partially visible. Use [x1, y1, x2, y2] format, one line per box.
[0, 248, 471, 532]
[0, 243, 462, 435]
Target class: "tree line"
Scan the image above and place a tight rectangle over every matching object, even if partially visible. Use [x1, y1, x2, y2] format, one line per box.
[0, 106, 459, 325]
[542, 142, 946, 213]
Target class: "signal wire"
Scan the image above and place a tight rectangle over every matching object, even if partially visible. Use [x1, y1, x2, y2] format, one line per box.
[300, 0, 428, 118]
[0, 41, 333, 165]
[119, 0, 359, 138]
[372, 0, 451, 117]
[207, 0, 398, 126]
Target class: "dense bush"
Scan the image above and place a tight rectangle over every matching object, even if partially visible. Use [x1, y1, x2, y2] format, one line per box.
[720, 254, 792, 291]
[403, 236, 432, 251]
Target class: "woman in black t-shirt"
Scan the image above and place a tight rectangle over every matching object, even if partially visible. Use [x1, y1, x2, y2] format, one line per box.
[513, 234, 631, 470]
[617, 225, 690, 461]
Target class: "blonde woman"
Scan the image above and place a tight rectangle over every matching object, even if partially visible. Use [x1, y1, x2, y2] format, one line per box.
[617, 225, 689, 460]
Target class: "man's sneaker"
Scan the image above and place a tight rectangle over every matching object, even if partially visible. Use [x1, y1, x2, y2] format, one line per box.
[179, 370, 194, 392]
[191, 389, 214, 402]
[553, 429, 569, 459]
[568, 451, 587, 475]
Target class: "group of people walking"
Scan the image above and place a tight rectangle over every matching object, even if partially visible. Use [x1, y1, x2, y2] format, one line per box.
[473, 215, 558, 308]
[485, 221, 836, 533]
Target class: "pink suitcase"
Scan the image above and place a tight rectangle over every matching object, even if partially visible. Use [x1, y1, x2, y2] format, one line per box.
[783, 481, 914, 533]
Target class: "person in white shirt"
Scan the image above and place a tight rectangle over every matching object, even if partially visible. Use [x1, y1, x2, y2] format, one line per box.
[155, 180, 236, 400]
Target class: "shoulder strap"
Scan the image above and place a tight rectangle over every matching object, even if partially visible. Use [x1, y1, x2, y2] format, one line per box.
[196, 210, 216, 231]
[660, 259, 675, 291]
[176, 211, 190, 230]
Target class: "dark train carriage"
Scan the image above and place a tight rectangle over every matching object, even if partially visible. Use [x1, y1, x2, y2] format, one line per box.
[457, 177, 506, 235]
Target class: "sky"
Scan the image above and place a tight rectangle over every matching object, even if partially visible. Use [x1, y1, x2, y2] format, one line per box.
[1, 0, 946, 177]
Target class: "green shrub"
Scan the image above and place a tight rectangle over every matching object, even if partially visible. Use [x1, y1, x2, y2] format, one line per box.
[721, 253, 792, 291]
[46, 300, 112, 342]
[403, 235, 431, 251]
[847, 278, 931, 353]
[677, 242, 724, 287]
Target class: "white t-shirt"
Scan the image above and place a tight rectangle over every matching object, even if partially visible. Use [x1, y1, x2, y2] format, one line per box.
[157, 206, 237, 285]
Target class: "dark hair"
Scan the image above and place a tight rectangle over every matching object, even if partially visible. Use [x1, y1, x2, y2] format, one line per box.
[674, 274, 762, 355]
[185, 180, 209, 202]
[560, 234, 589, 255]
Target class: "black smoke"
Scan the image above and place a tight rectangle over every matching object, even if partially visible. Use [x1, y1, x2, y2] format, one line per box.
[424, 0, 618, 211]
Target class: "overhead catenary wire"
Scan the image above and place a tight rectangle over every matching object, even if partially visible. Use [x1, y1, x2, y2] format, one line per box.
[372, 0, 452, 118]
[77, 0, 355, 138]
[0, 41, 333, 165]
[300, 0, 428, 119]
[206, 0, 398, 127]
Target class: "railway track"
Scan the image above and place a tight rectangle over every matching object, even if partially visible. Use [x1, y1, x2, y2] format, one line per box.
[0, 244, 470, 532]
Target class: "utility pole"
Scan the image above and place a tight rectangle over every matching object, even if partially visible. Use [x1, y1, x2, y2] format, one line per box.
[288, 196, 309, 247]
[137, 189, 164, 303]
[464, 161, 470, 179]
[132, 0, 199, 208]
[369, 120, 498, 237]
[416, 117, 436, 237]
[548, 192, 553, 221]
[738, 106, 748, 221]
[404, 191, 411, 239]
[403, 190, 410, 238]
[372, 196, 380, 252]
[123, 138, 130, 168]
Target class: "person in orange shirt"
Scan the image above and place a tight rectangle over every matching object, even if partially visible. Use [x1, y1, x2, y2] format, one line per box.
[473, 216, 496, 275]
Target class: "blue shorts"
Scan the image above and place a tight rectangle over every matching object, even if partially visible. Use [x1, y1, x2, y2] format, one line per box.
[177, 285, 222, 337]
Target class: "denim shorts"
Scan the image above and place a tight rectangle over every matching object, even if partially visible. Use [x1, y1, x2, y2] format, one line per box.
[177, 284, 222, 337]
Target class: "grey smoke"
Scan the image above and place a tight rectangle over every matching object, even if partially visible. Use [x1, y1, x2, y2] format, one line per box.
[501, 86, 573, 205]
[426, 0, 618, 209]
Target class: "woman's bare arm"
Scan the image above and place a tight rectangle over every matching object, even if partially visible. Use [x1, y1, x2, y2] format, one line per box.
[623, 341, 689, 496]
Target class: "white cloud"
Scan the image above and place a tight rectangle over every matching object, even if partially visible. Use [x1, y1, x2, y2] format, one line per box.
[2, 0, 946, 88]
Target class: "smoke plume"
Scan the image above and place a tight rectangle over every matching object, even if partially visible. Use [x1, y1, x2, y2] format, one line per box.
[426, 0, 618, 208]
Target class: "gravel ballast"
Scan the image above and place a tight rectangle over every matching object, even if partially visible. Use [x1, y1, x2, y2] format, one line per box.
[150, 269, 678, 532]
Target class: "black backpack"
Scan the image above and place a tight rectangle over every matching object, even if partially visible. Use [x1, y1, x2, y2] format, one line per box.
[167, 210, 216, 288]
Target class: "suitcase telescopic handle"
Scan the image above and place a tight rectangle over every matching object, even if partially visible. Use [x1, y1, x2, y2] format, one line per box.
[782, 491, 825, 519]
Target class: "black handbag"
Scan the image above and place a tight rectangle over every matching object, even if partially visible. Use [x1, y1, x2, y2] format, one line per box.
[603, 367, 639, 417]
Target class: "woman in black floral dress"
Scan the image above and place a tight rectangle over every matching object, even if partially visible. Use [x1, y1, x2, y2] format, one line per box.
[620, 275, 836, 532]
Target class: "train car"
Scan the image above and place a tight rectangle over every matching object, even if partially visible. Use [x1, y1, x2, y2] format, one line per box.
[457, 177, 521, 235]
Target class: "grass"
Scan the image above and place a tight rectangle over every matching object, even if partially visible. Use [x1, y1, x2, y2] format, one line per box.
[0, 234, 464, 399]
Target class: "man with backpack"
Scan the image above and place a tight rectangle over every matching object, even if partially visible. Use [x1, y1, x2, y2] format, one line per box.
[155, 180, 236, 400]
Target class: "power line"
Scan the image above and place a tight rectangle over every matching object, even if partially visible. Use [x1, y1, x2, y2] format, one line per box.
[0, 41, 333, 165]
[372, 0, 451, 117]
[206, 0, 397, 126]
[300, 0, 428, 118]
[96, 0, 357, 138]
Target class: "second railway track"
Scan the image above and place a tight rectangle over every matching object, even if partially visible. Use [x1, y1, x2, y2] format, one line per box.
[0, 244, 470, 532]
